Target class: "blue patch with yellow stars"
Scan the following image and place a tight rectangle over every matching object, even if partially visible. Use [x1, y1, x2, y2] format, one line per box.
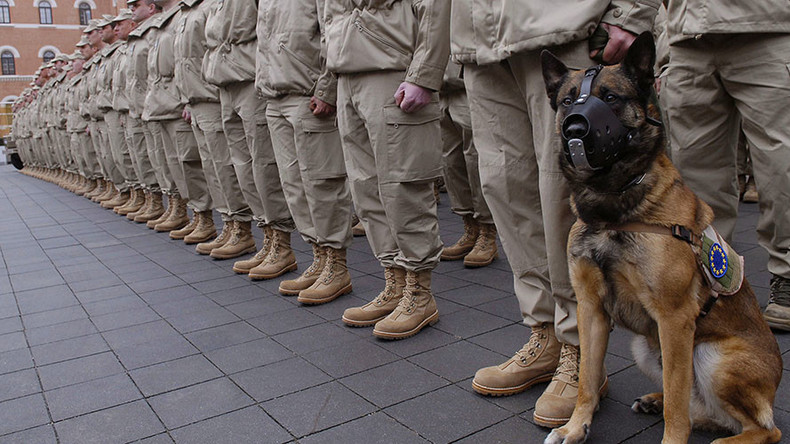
[708, 243, 728, 278]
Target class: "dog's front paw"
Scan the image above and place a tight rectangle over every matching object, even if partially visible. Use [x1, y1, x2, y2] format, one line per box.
[631, 392, 664, 414]
[545, 424, 590, 444]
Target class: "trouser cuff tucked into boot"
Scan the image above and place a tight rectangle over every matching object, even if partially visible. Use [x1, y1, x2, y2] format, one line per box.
[372, 270, 438, 340]
[279, 243, 325, 295]
[297, 247, 352, 305]
[248, 229, 296, 280]
[232, 226, 273, 273]
[196, 220, 234, 255]
[342, 267, 406, 327]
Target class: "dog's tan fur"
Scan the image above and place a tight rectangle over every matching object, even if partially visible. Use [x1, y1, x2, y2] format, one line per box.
[541, 33, 782, 444]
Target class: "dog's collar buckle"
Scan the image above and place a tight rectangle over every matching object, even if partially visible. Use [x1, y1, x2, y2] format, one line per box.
[671, 225, 698, 246]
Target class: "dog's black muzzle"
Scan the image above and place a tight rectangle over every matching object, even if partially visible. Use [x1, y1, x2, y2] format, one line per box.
[561, 66, 632, 171]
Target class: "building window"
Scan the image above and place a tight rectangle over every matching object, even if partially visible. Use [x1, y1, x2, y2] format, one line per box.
[1, 51, 15, 75]
[0, 1, 10, 23]
[78, 2, 90, 26]
[42, 50, 55, 63]
[39, 0, 52, 24]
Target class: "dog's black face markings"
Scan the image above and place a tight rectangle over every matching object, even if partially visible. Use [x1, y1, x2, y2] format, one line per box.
[542, 32, 666, 224]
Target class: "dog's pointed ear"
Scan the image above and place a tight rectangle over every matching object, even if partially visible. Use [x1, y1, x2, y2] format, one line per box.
[621, 31, 656, 93]
[541, 50, 568, 111]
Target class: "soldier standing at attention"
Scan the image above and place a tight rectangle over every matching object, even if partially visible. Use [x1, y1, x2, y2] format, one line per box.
[257, 0, 354, 304]
[324, 0, 449, 339]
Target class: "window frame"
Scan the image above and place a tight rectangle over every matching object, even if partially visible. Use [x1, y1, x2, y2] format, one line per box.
[77, 2, 90, 26]
[1, 51, 15, 75]
[38, 0, 53, 24]
[42, 50, 55, 63]
[0, 0, 10, 24]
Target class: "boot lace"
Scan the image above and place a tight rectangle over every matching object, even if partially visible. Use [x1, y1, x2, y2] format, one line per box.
[514, 327, 547, 364]
[319, 249, 336, 284]
[305, 246, 324, 275]
[374, 268, 397, 305]
[394, 274, 419, 314]
[769, 275, 790, 306]
[554, 344, 580, 385]
[473, 225, 494, 252]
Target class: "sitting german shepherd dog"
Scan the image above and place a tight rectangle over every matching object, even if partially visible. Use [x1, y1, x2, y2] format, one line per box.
[540, 32, 782, 444]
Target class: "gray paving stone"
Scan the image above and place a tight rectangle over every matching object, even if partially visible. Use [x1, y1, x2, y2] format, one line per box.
[67, 274, 125, 293]
[0, 348, 34, 375]
[203, 285, 271, 307]
[466, 322, 532, 356]
[37, 351, 124, 390]
[0, 393, 50, 436]
[205, 337, 294, 374]
[190, 275, 251, 294]
[82, 294, 148, 317]
[151, 295, 221, 319]
[455, 415, 546, 443]
[373, 324, 459, 358]
[262, 381, 376, 438]
[303, 338, 399, 378]
[136, 433, 176, 444]
[0, 368, 40, 403]
[26, 317, 97, 346]
[0, 424, 58, 444]
[45, 373, 142, 421]
[544, 398, 662, 443]
[340, 360, 449, 408]
[300, 293, 368, 322]
[185, 321, 266, 353]
[102, 320, 180, 349]
[299, 412, 428, 444]
[0, 331, 27, 354]
[474, 294, 523, 323]
[436, 283, 512, 308]
[15, 284, 78, 314]
[247, 307, 325, 336]
[148, 377, 254, 429]
[231, 357, 331, 403]
[167, 306, 240, 334]
[128, 276, 186, 294]
[272, 322, 360, 355]
[138, 285, 203, 306]
[170, 406, 292, 444]
[224, 296, 295, 321]
[91, 306, 162, 332]
[114, 335, 199, 370]
[0, 315, 22, 335]
[73, 284, 137, 304]
[433, 307, 514, 339]
[30, 334, 110, 366]
[129, 354, 223, 397]
[54, 399, 165, 444]
[409, 340, 507, 383]
[386, 385, 512, 443]
[8, 270, 64, 293]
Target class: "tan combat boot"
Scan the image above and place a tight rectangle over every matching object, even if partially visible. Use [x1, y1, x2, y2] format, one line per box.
[297, 247, 352, 304]
[343, 267, 406, 327]
[742, 176, 759, 203]
[85, 180, 105, 200]
[94, 183, 117, 203]
[155, 197, 190, 232]
[441, 215, 479, 260]
[126, 191, 149, 218]
[169, 210, 199, 240]
[373, 270, 439, 339]
[134, 192, 165, 223]
[116, 189, 142, 215]
[232, 226, 272, 273]
[472, 324, 561, 396]
[113, 188, 136, 214]
[463, 223, 498, 268]
[101, 190, 130, 209]
[247, 229, 296, 280]
[147, 195, 174, 228]
[196, 221, 234, 255]
[183, 211, 217, 244]
[76, 179, 97, 196]
[210, 220, 257, 259]
[533, 343, 608, 428]
[279, 243, 326, 295]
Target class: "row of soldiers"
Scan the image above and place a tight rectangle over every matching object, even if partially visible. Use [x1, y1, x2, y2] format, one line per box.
[10, 0, 500, 336]
[10, 0, 790, 432]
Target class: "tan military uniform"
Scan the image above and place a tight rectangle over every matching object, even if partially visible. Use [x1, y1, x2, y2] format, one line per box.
[663, 0, 790, 280]
[174, 0, 251, 222]
[451, 0, 659, 344]
[324, 0, 448, 272]
[257, 0, 352, 250]
[203, 0, 293, 231]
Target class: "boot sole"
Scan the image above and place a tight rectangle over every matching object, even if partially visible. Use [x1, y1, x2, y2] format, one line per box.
[169, 230, 194, 240]
[764, 315, 790, 331]
[183, 232, 217, 245]
[463, 253, 499, 268]
[472, 373, 554, 397]
[440, 250, 472, 261]
[341, 315, 387, 328]
[210, 245, 258, 260]
[532, 378, 609, 428]
[372, 310, 439, 340]
[249, 262, 298, 280]
[155, 222, 189, 233]
[297, 283, 352, 305]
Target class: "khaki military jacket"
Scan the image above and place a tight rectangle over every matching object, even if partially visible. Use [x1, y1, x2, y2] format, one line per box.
[96, 41, 124, 111]
[324, 0, 450, 91]
[664, 0, 790, 43]
[450, 0, 660, 65]
[202, 0, 258, 86]
[85, 55, 106, 120]
[143, 5, 185, 121]
[127, 17, 159, 120]
[173, 0, 220, 104]
[66, 73, 89, 133]
[112, 43, 131, 112]
[256, 0, 336, 104]
[441, 58, 464, 93]
[53, 72, 69, 129]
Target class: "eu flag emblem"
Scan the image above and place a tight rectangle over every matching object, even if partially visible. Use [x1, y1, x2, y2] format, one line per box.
[709, 243, 728, 279]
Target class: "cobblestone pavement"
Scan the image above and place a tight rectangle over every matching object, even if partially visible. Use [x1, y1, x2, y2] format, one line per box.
[0, 165, 787, 443]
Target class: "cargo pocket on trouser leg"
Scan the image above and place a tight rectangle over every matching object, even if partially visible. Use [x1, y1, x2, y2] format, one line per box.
[299, 114, 346, 181]
[381, 102, 442, 184]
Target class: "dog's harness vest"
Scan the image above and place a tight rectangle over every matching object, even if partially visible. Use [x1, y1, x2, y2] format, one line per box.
[607, 222, 744, 317]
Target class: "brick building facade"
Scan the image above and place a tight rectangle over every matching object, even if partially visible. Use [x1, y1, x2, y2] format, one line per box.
[0, 0, 121, 135]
